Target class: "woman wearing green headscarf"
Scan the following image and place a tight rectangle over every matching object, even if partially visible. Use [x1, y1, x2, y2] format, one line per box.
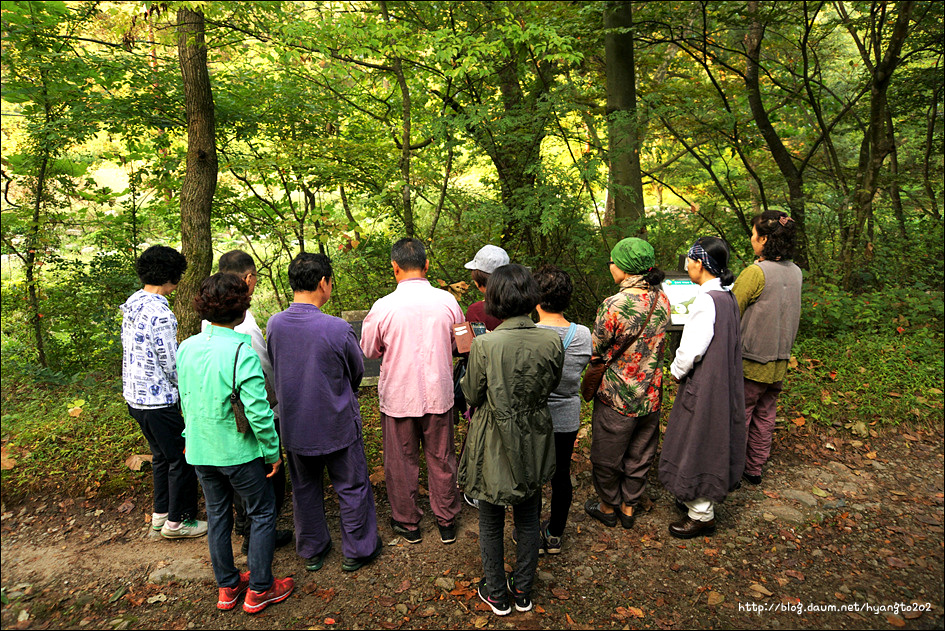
[583, 238, 671, 529]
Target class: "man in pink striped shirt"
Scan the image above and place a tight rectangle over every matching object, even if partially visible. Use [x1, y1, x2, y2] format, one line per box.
[361, 238, 465, 545]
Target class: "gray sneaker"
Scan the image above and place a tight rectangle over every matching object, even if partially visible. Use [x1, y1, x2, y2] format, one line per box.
[160, 519, 208, 539]
[151, 513, 168, 531]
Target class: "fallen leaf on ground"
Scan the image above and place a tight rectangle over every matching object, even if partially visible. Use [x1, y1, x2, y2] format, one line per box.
[1, 446, 16, 470]
[393, 580, 411, 593]
[117, 500, 135, 514]
[473, 616, 489, 628]
[885, 557, 909, 568]
[706, 591, 724, 605]
[886, 614, 905, 627]
[125, 454, 152, 471]
[552, 587, 570, 600]
[749, 583, 773, 596]
[566, 613, 576, 626]
[785, 570, 805, 582]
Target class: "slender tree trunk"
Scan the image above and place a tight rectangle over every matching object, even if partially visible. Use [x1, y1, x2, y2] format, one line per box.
[884, 107, 907, 241]
[605, 0, 645, 231]
[838, 0, 914, 288]
[745, 1, 809, 268]
[175, 7, 216, 339]
[379, 1, 414, 237]
[26, 149, 50, 368]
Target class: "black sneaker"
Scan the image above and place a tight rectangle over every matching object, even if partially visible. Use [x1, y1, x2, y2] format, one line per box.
[477, 579, 511, 616]
[438, 522, 456, 544]
[541, 520, 561, 555]
[506, 574, 533, 612]
[743, 472, 762, 485]
[390, 518, 422, 544]
[341, 537, 383, 572]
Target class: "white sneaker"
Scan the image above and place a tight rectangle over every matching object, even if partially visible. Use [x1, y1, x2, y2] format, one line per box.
[151, 513, 168, 531]
[160, 519, 208, 539]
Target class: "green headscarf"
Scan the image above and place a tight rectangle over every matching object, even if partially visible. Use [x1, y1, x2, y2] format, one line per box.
[610, 237, 655, 274]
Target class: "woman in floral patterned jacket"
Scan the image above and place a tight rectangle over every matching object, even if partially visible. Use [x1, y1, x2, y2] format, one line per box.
[584, 237, 671, 529]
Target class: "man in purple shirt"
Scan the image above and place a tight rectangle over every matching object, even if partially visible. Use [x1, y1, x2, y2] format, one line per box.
[361, 238, 465, 545]
[267, 253, 381, 572]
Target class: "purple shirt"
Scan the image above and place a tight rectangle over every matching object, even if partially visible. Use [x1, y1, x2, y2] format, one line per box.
[267, 303, 364, 456]
[361, 278, 465, 418]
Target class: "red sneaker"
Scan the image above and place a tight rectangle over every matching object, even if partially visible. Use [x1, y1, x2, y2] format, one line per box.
[242, 577, 294, 614]
[217, 571, 250, 610]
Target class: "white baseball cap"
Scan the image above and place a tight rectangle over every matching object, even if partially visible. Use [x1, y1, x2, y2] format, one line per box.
[464, 245, 510, 274]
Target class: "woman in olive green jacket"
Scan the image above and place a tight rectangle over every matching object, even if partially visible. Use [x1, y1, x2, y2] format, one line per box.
[459, 264, 564, 616]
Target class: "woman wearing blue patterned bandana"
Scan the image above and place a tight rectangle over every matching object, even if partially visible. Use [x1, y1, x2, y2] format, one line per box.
[659, 237, 746, 539]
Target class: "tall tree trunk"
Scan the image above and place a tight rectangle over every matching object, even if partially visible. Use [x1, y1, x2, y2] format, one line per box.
[838, 0, 915, 288]
[745, 1, 809, 268]
[884, 107, 907, 241]
[175, 7, 216, 339]
[605, 1, 645, 232]
[25, 149, 50, 368]
[379, 0, 415, 237]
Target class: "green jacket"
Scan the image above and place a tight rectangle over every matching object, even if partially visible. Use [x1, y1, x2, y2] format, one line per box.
[177, 325, 280, 467]
[459, 316, 564, 505]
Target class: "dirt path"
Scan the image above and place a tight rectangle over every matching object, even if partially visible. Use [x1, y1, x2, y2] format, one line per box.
[2, 423, 942, 630]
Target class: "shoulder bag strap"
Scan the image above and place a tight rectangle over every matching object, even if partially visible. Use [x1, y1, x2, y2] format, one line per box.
[604, 290, 660, 369]
[562, 322, 577, 350]
[232, 342, 245, 396]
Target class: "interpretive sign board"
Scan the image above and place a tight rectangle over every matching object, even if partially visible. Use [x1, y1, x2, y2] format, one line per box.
[661, 273, 699, 327]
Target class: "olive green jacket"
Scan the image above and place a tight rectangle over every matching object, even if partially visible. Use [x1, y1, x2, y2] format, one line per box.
[459, 316, 564, 505]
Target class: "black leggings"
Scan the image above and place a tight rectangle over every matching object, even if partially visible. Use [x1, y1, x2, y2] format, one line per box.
[548, 429, 578, 537]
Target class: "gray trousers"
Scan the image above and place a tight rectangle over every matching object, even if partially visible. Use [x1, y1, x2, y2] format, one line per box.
[590, 401, 660, 508]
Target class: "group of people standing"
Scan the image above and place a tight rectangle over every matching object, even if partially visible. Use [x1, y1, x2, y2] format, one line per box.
[120, 211, 801, 617]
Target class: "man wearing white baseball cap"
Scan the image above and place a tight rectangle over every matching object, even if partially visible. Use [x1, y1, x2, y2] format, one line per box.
[464, 245, 510, 332]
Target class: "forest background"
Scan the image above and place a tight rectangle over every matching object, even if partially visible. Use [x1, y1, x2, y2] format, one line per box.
[0, 0, 943, 499]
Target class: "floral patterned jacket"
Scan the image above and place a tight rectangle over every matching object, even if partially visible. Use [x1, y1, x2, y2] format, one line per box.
[592, 276, 671, 417]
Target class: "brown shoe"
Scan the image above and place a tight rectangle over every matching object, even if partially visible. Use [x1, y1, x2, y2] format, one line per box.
[668, 516, 716, 539]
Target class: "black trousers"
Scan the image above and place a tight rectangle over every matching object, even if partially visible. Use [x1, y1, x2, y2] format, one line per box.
[128, 404, 198, 522]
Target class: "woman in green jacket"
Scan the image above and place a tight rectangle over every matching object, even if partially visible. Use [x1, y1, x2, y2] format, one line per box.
[177, 273, 293, 615]
[459, 264, 564, 616]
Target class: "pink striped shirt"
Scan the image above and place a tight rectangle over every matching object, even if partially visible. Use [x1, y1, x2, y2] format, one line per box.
[361, 278, 465, 417]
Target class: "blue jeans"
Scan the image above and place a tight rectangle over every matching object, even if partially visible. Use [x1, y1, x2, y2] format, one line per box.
[195, 459, 275, 592]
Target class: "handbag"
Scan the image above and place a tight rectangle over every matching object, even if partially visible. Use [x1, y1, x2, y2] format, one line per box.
[581, 291, 659, 402]
[230, 342, 251, 433]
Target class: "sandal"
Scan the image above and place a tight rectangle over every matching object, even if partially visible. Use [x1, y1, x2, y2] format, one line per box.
[583, 499, 617, 528]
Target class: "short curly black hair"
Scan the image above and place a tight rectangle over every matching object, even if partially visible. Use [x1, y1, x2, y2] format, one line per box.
[136, 245, 187, 286]
[752, 210, 796, 261]
[485, 264, 541, 321]
[194, 273, 251, 325]
[533, 264, 573, 313]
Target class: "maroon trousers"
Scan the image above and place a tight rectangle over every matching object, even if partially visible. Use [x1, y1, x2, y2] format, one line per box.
[381, 411, 461, 528]
[743, 379, 783, 476]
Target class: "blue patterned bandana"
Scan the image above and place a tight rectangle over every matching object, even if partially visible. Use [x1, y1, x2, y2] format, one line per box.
[687, 243, 723, 277]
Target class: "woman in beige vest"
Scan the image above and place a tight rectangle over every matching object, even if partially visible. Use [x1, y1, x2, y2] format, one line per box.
[731, 211, 803, 485]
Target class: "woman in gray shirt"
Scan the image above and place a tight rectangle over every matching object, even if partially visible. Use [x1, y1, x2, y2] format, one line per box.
[533, 266, 592, 554]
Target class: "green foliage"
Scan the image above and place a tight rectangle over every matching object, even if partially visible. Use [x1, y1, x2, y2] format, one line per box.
[1, 253, 138, 374]
[782, 328, 944, 428]
[0, 373, 145, 501]
[800, 283, 944, 338]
